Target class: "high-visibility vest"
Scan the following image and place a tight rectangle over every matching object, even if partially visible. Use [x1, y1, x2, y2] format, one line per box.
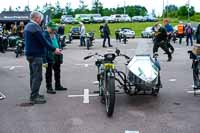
[178, 24, 184, 34]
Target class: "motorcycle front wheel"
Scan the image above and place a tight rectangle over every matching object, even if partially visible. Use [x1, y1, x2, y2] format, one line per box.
[105, 76, 115, 117]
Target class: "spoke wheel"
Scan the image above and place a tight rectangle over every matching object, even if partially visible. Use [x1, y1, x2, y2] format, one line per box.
[105, 77, 115, 117]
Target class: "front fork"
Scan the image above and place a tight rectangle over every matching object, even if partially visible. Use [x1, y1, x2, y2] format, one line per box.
[97, 67, 114, 96]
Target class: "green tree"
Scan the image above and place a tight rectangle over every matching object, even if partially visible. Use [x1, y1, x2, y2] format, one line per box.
[64, 2, 73, 15]
[24, 6, 30, 11]
[53, 1, 63, 18]
[163, 4, 178, 17]
[79, 0, 88, 11]
[177, 5, 195, 18]
[92, 0, 103, 14]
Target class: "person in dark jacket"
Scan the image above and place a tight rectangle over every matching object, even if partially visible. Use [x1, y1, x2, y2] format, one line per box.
[153, 23, 172, 62]
[196, 24, 200, 44]
[24, 11, 62, 104]
[102, 21, 112, 47]
[185, 23, 193, 46]
[43, 22, 67, 94]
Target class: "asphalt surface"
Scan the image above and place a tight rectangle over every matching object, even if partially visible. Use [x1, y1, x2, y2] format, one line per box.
[0, 38, 200, 133]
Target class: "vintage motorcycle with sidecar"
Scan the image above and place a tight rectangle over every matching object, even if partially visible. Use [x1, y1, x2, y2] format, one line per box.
[84, 49, 162, 117]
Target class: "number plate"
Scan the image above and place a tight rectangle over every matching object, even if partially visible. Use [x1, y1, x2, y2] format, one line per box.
[104, 63, 115, 69]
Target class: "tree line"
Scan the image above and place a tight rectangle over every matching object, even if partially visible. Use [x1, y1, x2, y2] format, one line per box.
[3, 0, 197, 20]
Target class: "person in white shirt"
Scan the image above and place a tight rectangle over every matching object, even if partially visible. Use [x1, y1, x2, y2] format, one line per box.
[80, 22, 85, 46]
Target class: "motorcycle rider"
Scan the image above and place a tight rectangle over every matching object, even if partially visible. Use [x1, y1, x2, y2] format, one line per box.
[163, 19, 174, 53]
[153, 23, 172, 62]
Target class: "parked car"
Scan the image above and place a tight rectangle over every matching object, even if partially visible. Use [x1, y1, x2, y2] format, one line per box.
[145, 16, 158, 22]
[141, 27, 154, 38]
[91, 14, 104, 23]
[121, 14, 131, 22]
[103, 16, 115, 23]
[118, 28, 135, 38]
[70, 27, 80, 39]
[60, 15, 77, 24]
[132, 16, 145, 22]
[75, 14, 91, 23]
[111, 14, 123, 22]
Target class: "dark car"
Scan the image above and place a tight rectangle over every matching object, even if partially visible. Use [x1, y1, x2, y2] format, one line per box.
[70, 27, 80, 39]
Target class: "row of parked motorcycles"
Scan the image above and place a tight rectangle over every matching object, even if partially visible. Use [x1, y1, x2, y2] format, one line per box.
[0, 32, 24, 57]
[0, 32, 73, 57]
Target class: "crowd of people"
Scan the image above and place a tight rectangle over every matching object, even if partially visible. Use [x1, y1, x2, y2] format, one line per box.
[152, 19, 200, 62]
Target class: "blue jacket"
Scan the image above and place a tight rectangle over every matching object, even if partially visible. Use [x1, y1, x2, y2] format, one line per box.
[164, 24, 174, 33]
[24, 22, 55, 57]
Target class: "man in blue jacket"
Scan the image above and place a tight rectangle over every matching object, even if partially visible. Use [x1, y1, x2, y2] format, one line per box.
[163, 19, 175, 54]
[24, 11, 62, 104]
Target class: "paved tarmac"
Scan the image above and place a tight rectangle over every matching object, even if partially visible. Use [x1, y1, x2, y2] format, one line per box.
[0, 38, 200, 133]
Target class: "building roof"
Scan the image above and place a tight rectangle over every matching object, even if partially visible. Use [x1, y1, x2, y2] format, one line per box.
[0, 11, 31, 22]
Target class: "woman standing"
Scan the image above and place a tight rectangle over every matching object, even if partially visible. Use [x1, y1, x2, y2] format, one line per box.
[43, 21, 67, 94]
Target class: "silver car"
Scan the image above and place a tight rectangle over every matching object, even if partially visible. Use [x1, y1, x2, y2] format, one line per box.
[141, 27, 154, 38]
[119, 28, 135, 38]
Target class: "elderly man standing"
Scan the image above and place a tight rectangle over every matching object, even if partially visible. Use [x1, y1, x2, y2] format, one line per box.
[24, 11, 61, 104]
[79, 22, 86, 46]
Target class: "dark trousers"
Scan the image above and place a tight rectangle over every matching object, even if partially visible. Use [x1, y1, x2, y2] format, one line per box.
[153, 41, 172, 59]
[178, 34, 184, 44]
[167, 35, 174, 52]
[186, 34, 193, 46]
[103, 34, 111, 46]
[27, 57, 43, 99]
[45, 62, 61, 89]
[80, 36, 85, 46]
[193, 61, 200, 88]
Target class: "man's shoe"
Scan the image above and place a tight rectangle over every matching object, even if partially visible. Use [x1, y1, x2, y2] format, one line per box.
[109, 45, 113, 47]
[167, 57, 172, 62]
[47, 89, 56, 94]
[30, 96, 46, 104]
[38, 94, 45, 98]
[55, 86, 67, 91]
[102, 45, 107, 48]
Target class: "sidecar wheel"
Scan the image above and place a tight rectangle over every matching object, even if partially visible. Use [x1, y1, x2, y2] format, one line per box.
[152, 88, 159, 96]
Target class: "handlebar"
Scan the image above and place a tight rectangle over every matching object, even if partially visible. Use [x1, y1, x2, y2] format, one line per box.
[84, 52, 130, 61]
[83, 53, 104, 60]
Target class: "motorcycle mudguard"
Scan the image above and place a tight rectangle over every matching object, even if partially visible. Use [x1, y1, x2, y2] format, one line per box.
[127, 55, 159, 83]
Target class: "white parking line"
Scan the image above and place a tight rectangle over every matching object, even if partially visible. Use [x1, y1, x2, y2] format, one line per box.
[68, 94, 99, 98]
[0, 91, 6, 100]
[93, 81, 99, 85]
[3, 66, 24, 70]
[169, 79, 176, 82]
[75, 64, 93, 67]
[187, 90, 200, 94]
[83, 89, 89, 104]
[125, 131, 139, 133]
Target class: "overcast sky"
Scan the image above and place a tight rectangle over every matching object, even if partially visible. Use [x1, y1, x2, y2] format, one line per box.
[0, 0, 200, 16]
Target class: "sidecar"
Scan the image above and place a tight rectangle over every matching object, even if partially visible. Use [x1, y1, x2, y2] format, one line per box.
[126, 54, 161, 94]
